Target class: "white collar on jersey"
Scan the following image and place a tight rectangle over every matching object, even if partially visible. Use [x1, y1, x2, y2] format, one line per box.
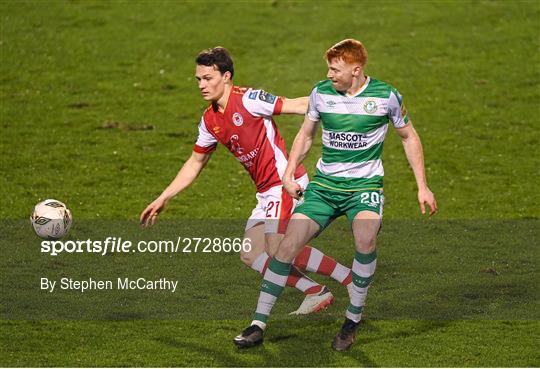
[345, 76, 371, 98]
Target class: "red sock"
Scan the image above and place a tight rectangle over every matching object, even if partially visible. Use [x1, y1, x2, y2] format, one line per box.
[294, 245, 352, 286]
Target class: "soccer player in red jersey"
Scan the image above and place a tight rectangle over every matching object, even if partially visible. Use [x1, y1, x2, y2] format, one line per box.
[140, 47, 352, 316]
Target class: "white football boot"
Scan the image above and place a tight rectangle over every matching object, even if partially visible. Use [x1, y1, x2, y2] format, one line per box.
[289, 286, 334, 315]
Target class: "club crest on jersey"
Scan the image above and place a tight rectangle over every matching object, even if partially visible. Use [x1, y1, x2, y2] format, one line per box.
[363, 100, 378, 114]
[232, 112, 243, 126]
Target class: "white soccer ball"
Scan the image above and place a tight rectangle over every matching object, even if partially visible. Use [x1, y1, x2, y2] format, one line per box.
[30, 199, 73, 239]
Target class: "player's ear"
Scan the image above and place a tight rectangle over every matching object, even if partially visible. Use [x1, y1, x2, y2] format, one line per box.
[352, 65, 362, 77]
[223, 71, 232, 83]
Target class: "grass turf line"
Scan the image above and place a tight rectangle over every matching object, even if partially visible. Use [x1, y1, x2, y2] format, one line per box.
[1, 320, 538, 367]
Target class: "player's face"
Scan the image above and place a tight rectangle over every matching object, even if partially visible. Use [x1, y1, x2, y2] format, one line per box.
[195, 65, 230, 101]
[326, 58, 357, 92]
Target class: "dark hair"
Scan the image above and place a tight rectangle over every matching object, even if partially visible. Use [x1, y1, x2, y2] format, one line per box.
[196, 46, 234, 79]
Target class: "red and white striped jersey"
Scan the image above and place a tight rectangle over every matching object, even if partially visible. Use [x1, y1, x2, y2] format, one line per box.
[193, 86, 306, 193]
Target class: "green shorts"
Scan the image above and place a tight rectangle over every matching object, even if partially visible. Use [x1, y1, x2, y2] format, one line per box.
[293, 183, 384, 230]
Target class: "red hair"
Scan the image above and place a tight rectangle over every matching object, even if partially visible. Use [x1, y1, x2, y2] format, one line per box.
[325, 39, 368, 66]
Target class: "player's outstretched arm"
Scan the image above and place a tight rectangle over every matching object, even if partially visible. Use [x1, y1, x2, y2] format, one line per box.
[283, 116, 320, 199]
[280, 97, 309, 115]
[395, 123, 438, 216]
[140, 151, 212, 227]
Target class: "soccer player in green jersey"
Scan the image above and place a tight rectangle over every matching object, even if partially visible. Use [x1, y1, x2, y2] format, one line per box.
[234, 39, 438, 350]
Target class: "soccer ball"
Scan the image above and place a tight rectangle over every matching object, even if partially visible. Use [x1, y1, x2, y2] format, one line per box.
[30, 199, 73, 239]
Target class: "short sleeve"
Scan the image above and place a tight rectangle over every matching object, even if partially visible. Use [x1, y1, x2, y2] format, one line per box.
[242, 89, 284, 117]
[193, 117, 218, 153]
[387, 89, 410, 128]
[307, 87, 320, 122]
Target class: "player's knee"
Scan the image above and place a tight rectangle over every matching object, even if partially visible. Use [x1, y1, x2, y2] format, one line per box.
[275, 237, 297, 262]
[239, 250, 255, 267]
[355, 236, 377, 253]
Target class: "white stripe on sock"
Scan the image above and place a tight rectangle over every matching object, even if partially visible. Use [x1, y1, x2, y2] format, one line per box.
[352, 258, 377, 278]
[331, 263, 350, 283]
[251, 252, 269, 274]
[346, 310, 362, 323]
[349, 285, 369, 308]
[306, 247, 324, 272]
[264, 268, 288, 286]
[251, 320, 267, 330]
[294, 277, 318, 293]
[256, 291, 277, 316]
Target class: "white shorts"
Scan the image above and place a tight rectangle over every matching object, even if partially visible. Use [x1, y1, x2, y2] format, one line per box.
[245, 174, 309, 234]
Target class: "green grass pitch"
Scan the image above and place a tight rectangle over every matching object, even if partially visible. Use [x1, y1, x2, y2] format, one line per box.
[1, 1, 539, 367]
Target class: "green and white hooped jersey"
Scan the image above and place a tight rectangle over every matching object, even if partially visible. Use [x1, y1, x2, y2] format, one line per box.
[307, 77, 409, 191]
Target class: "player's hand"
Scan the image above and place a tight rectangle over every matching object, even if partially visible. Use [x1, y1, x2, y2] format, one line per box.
[418, 187, 438, 216]
[283, 178, 303, 200]
[140, 197, 168, 228]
